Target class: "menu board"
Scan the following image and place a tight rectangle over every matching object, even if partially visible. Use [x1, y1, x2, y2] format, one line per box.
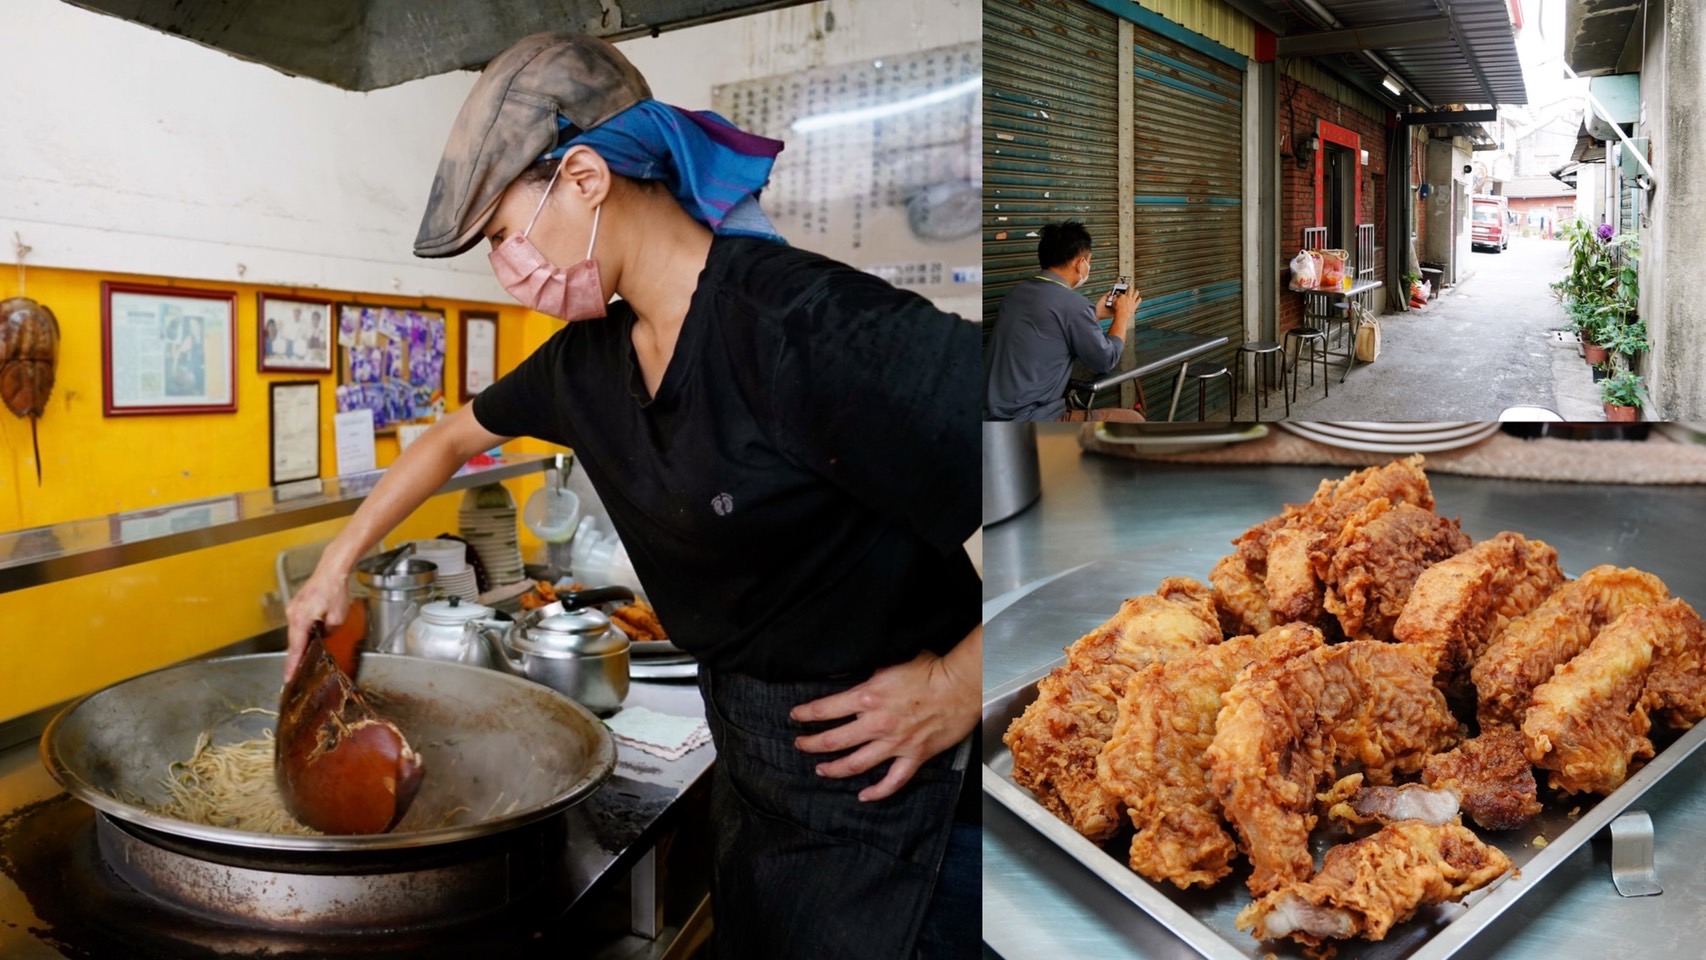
[713, 41, 981, 317]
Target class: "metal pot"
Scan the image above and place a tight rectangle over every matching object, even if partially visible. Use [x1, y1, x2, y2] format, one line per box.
[354, 555, 436, 653]
[469, 604, 629, 716]
[403, 596, 495, 666]
[40, 653, 615, 853]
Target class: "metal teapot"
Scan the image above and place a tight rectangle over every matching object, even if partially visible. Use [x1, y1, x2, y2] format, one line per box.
[465, 587, 634, 715]
[403, 596, 496, 666]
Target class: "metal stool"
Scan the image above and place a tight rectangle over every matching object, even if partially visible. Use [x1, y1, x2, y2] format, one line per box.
[1167, 362, 1233, 422]
[1233, 340, 1287, 421]
[1284, 326, 1330, 404]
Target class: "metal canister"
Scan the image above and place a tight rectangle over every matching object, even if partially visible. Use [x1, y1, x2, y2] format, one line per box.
[354, 556, 437, 653]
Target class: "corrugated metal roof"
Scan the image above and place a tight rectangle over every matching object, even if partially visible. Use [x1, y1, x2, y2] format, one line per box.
[1503, 174, 1575, 198]
[1261, 0, 1527, 106]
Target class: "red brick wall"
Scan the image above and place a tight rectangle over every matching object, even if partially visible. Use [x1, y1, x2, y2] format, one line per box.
[1506, 196, 1575, 236]
[1278, 76, 1391, 334]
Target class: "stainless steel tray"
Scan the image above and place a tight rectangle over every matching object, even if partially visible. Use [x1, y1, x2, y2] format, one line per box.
[983, 658, 1706, 960]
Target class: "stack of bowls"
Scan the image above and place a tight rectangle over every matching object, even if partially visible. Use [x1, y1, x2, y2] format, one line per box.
[411, 539, 479, 602]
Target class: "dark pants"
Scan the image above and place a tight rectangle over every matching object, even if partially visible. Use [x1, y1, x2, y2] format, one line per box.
[698, 667, 971, 960]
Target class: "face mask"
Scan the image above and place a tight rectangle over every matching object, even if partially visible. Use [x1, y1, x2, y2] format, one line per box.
[1072, 258, 1090, 289]
[488, 162, 607, 322]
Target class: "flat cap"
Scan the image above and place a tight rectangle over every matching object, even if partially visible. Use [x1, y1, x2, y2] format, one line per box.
[414, 33, 650, 258]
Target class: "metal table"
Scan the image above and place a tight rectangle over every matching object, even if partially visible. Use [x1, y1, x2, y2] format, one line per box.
[1303, 278, 1383, 384]
[982, 424, 1706, 960]
[1066, 328, 1230, 421]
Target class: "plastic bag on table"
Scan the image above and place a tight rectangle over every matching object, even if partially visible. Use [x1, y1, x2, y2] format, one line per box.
[1319, 249, 1350, 291]
[1288, 250, 1321, 291]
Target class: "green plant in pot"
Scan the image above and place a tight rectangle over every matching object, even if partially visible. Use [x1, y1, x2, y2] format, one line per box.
[1603, 318, 1649, 362]
[1599, 368, 1648, 422]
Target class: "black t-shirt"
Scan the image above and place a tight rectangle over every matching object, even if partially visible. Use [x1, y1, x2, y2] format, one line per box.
[472, 235, 981, 681]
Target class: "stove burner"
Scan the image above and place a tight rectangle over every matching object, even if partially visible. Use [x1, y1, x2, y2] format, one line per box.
[96, 813, 554, 932]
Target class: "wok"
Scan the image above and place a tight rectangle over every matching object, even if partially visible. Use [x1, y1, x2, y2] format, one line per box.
[40, 653, 615, 852]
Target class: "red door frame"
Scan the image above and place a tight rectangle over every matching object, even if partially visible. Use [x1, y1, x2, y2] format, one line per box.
[1314, 120, 1361, 230]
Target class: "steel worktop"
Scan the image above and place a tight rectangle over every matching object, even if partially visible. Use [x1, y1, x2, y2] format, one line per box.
[982, 423, 1706, 960]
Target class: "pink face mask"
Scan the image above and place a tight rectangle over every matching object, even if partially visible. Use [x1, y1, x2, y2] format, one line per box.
[488, 163, 607, 322]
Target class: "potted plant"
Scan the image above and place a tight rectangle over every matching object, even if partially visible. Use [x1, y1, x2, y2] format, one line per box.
[1603, 318, 1649, 362]
[1599, 368, 1649, 422]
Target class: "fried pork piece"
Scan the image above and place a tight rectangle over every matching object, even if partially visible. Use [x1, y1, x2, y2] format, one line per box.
[1210, 552, 1275, 636]
[1325, 781, 1461, 828]
[1473, 566, 1670, 727]
[1096, 623, 1326, 889]
[1319, 498, 1472, 643]
[1206, 641, 1460, 895]
[1422, 726, 1543, 831]
[1005, 578, 1222, 841]
[1393, 532, 1565, 688]
[1523, 601, 1704, 795]
[1214, 455, 1436, 635]
[1237, 820, 1512, 949]
[1641, 598, 1706, 729]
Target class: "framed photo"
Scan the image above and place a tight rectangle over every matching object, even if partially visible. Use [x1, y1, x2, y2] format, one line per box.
[269, 380, 322, 486]
[333, 303, 447, 435]
[101, 282, 236, 416]
[459, 310, 499, 403]
[258, 294, 335, 373]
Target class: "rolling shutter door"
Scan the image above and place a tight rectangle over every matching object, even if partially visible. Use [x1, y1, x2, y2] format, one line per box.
[984, 0, 1122, 344]
[1128, 28, 1244, 417]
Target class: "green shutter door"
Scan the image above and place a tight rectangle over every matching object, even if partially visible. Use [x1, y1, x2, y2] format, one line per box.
[1128, 27, 1245, 418]
[984, 0, 1122, 344]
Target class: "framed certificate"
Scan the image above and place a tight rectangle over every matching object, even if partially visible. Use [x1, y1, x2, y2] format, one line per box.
[101, 282, 237, 416]
[459, 310, 499, 403]
[269, 380, 322, 486]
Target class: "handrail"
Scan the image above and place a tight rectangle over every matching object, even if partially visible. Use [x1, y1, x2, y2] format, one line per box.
[0, 454, 557, 596]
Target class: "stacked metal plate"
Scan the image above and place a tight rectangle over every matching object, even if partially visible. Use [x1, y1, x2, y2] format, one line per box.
[1279, 421, 1500, 453]
[458, 484, 525, 589]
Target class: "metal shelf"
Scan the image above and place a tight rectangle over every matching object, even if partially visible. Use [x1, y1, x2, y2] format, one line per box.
[0, 454, 557, 596]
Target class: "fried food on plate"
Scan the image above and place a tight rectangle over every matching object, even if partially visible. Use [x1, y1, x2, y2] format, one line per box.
[1320, 498, 1472, 643]
[1523, 600, 1705, 795]
[1097, 623, 1325, 888]
[1207, 641, 1460, 895]
[1237, 820, 1511, 950]
[1209, 552, 1275, 637]
[1641, 598, 1706, 729]
[1393, 532, 1565, 688]
[1473, 565, 1670, 728]
[1213, 455, 1436, 636]
[1421, 726, 1543, 831]
[610, 598, 667, 643]
[1005, 578, 1222, 841]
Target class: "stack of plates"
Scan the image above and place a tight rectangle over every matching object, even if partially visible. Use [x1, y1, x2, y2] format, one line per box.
[459, 485, 526, 588]
[1278, 421, 1500, 453]
[434, 567, 481, 602]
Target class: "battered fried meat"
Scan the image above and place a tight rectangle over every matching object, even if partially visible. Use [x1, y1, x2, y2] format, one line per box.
[1210, 552, 1275, 637]
[1641, 598, 1706, 729]
[1206, 641, 1460, 895]
[1393, 532, 1565, 688]
[1473, 566, 1670, 728]
[1005, 578, 1222, 840]
[1421, 726, 1543, 831]
[1319, 498, 1472, 643]
[1097, 623, 1325, 888]
[1214, 455, 1436, 636]
[1325, 782, 1461, 828]
[1523, 601, 1706, 795]
[1237, 820, 1512, 949]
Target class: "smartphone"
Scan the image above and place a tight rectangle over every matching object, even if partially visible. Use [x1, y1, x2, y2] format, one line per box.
[1105, 276, 1130, 308]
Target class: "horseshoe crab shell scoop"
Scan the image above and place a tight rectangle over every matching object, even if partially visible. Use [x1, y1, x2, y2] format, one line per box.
[276, 621, 424, 834]
[0, 296, 59, 485]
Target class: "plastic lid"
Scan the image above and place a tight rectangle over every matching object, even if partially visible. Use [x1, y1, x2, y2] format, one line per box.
[418, 596, 493, 623]
[512, 607, 627, 657]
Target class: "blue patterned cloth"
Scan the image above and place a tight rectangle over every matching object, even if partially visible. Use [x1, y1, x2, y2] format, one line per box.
[546, 100, 786, 243]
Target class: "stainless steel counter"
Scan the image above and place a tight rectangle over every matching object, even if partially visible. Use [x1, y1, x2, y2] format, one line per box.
[0, 669, 712, 958]
[982, 423, 1706, 959]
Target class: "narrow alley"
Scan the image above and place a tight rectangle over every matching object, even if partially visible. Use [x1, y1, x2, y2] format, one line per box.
[1242, 236, 1602, 422]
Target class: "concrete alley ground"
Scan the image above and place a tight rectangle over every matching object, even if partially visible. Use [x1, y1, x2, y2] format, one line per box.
[1235, 236, 1603, 422]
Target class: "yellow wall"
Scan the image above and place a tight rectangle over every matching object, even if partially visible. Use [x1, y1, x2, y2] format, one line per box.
[0, 265, 567, 723]
[1135, 0, 1256, 58]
